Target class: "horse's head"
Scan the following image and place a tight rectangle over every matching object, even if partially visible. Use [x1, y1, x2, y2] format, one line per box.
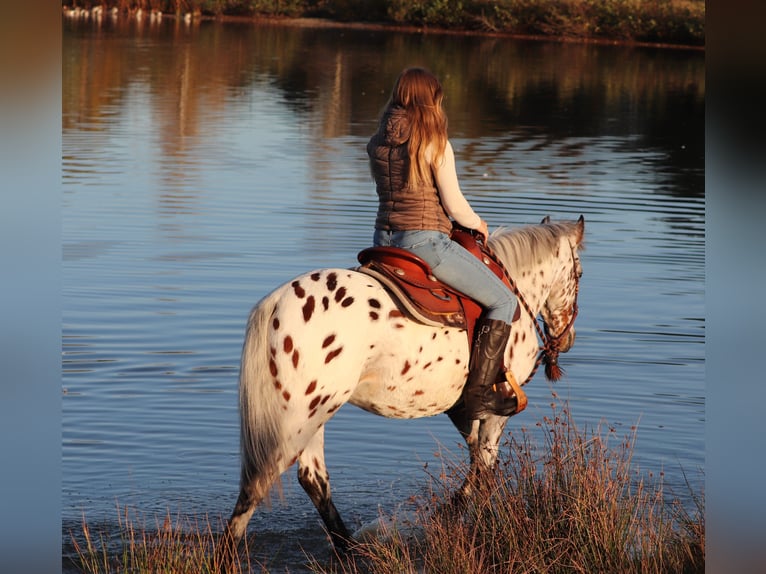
[538, 215, 584, 380]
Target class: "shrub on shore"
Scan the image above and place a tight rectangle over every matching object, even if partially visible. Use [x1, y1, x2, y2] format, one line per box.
[63, 0, 704, 46]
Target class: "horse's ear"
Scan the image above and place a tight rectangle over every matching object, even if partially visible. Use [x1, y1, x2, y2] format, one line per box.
[575, 215, 585, 245]
[541, 215, 551, 224]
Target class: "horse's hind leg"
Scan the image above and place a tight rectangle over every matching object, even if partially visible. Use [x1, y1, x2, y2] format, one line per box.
[297, 425, 352, 553]
[216, 470, 276, 570]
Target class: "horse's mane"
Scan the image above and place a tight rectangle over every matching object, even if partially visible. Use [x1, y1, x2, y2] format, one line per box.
[487, 220, 583, 271]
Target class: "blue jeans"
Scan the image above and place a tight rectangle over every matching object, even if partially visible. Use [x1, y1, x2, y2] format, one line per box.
[373, 229, 517, 324]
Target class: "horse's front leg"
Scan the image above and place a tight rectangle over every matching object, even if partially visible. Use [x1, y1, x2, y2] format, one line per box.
[474, 415, 509, 468]
[297, 425, 352, 554]
[447, 404, 508, 500]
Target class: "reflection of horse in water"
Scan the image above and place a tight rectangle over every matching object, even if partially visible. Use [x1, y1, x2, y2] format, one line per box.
[220, 216, 585, 561]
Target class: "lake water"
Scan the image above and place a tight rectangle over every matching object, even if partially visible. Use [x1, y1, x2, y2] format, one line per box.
[62, 16, 704, 571]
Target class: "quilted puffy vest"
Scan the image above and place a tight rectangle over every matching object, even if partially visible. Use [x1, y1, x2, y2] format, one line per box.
[367, 107, 452, 235]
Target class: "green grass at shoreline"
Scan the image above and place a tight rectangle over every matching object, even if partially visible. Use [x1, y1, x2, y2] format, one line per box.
[68, 402, 704, 573]
[63, 0, 704, 48]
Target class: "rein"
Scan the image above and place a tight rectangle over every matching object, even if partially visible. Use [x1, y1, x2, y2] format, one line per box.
[480, 235, 580, 384]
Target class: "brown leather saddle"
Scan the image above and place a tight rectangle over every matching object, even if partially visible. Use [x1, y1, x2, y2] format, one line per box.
[356, 226, 518, 345]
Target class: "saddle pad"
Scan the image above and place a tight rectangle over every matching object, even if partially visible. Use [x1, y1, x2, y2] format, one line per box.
[356, 253, 469, 331]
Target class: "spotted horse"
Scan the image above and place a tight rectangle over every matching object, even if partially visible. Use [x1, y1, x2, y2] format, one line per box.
[218, 216, 585, 564]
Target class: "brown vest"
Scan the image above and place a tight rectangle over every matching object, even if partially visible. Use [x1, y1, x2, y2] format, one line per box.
[367, 108, 452, 235]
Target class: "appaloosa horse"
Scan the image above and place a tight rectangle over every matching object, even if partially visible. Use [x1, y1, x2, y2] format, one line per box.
[220, 216, 584, 561]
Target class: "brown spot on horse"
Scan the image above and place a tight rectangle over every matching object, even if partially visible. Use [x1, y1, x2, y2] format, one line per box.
[292, 280, 305, 298]
[325, 348, 343, 364]
[303, 296, 316, 322]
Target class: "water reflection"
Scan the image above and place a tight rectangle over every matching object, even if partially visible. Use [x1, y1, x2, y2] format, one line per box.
[63, 18, 704, 276]
[64, 18, 703, 198]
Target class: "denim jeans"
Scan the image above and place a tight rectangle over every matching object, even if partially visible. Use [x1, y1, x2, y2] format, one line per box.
[373, 229, 517, 324]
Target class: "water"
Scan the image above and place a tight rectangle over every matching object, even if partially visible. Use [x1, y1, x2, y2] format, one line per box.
[62, 16, 704, 571]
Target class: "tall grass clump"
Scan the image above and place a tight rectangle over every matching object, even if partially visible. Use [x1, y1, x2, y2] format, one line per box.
[67, 505, 266, 574]
[321, 399, 704, 573]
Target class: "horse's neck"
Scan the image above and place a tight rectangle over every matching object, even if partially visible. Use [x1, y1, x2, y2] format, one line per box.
[508, 259, 554, 317]
[507, 233, 573, 310]
[502, 249, 561, 376]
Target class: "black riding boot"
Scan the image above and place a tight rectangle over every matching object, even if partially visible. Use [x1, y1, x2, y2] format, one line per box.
[463, 318, 517, 420]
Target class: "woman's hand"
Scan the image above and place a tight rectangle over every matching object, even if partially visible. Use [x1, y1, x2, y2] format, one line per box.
[477, 219, 489, 240]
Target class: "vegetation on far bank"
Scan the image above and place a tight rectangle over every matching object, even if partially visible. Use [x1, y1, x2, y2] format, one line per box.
[68, 401, 704, 573]
[64, 0, 705, 47]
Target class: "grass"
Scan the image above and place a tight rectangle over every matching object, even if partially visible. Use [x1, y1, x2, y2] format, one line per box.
[68, 400, 704, 573]
[314, 400, 704, 573]
[67, 506, 265, 573]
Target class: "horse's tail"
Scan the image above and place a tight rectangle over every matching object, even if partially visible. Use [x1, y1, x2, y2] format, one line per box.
[238, 288, 285, 497]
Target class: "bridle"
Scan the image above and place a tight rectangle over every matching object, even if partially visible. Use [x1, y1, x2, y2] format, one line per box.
[540, 283, 579, 382]
[483, 237, 581, 384]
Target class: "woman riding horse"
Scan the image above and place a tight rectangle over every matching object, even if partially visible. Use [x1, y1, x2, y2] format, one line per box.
[368, 66, 519, 420]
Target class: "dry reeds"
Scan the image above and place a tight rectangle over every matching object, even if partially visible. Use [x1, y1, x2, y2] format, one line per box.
[68, 505, 266, 573]
[319, 400, 704, 574]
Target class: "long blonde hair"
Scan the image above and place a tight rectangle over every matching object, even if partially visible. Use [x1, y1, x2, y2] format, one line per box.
[386, 67, 448, 186]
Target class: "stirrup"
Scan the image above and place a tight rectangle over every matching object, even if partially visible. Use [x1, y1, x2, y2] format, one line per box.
[492, 371, 528, 415]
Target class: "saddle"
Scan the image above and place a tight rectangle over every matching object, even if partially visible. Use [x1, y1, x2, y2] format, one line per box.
[356, 226, 517, 346]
